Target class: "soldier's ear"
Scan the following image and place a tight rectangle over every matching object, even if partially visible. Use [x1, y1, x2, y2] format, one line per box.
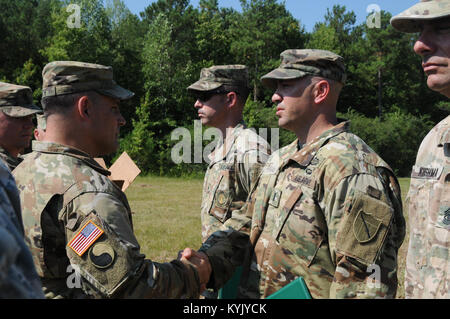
[226, 92, 238, 109]
[313, 80, 330, 105]
[76, 95, 92, 120]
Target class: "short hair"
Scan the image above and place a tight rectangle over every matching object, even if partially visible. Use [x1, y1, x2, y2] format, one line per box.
[41, 91, 98, 116]
[310, 76, 344, 95]
[222, 85, 250, 104]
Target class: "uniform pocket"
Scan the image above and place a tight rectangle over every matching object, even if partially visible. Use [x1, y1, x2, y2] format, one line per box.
[276, 189, 326, 264]
[336, 191, 393, 265]
[209, 170, 235, 223]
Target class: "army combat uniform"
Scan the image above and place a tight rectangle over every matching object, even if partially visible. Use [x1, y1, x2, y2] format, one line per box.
[405, 117, 450, 298]
[200, 123, 271, 241]
[0, 161, 44, 299]
[0, 83, 42, 171]
[391, 0, 450, 299]
[13, 61, 202, 299]
[188, 65, 271, 242]
[0, 147, 22, 171]
[199, 50, 406, 299]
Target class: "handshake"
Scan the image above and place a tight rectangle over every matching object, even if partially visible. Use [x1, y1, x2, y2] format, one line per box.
[179, 248, 213, 292]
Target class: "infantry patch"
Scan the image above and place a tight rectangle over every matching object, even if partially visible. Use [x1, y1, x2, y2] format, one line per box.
[353, 210, 382, 244]
[411, 165, 443, 180]
[68, 221, 104, 257]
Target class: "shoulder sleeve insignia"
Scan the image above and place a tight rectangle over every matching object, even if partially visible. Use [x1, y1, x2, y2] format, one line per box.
[353, 210, 382, 243]
[68, 221, 104, 257]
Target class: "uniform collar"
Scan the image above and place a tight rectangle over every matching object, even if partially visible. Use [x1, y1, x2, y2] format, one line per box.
[32, 141, 111, 176]
[288, 121, 349, 167]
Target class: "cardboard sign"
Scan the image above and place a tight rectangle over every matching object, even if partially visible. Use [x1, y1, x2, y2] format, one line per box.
[95, 152, 141, 192]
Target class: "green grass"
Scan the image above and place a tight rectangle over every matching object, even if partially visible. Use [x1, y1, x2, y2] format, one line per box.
[125, 175, 204, 262]
[126, 175, 411, 298]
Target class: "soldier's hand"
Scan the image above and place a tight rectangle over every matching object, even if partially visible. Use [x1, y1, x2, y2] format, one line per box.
[180, 248, 212, 291]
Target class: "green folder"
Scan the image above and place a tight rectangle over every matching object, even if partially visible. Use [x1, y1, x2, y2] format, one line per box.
[266, 277, 312, 299]
[218, 266, 243, 299]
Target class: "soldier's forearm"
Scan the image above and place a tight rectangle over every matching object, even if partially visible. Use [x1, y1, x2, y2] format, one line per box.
[199, 228, 251, 290]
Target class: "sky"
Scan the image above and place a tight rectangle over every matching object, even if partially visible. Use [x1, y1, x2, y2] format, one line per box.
[121, 0, 418, 32]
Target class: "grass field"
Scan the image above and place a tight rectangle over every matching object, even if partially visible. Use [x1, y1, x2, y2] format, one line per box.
[126, 175, 411, 299]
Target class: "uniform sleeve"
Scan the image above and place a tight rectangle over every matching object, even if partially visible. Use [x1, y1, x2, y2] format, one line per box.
[323, 173, 405, 299]
[217, 148, 269, 237]
[64, 192, 201, 299]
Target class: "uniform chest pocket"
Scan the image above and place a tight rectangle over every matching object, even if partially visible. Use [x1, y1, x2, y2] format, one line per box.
[209, 170, 235, 223]
[275, 188, 326, 262]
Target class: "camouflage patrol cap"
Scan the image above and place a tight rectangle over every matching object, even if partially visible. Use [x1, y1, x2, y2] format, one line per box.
[0, 82, 42, 118]
[187, 65, 249, 92]
[261, 49, 347, 89]
[391, 0, 450, 33]
[42, 61, 134, 100]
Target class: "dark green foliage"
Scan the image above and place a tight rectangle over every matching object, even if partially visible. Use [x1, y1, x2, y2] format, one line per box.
[1, 0, 447, 176]
[341, 109, 435, 176]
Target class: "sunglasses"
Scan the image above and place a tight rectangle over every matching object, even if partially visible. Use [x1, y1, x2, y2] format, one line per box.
[193, 89, 231, 102]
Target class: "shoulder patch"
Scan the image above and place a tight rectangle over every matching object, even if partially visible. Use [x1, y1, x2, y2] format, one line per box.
[89, 242, 115, 269]
[68, 221, 104, 257]
[353, 210, 382, 243]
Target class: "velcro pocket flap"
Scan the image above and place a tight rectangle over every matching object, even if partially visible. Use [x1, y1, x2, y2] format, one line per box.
[336, 191, 393, 265]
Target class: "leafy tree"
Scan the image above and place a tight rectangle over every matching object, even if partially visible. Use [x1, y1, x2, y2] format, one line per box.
[41, 0, 113, 65]
[0, 0, 56, 91]
[230, 0, 306, 103]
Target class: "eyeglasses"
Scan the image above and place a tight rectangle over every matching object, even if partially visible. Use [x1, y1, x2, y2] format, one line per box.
[193, 89, 231, 102]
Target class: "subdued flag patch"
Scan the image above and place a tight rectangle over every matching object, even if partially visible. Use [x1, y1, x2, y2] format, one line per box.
[68, 221, 104, 257]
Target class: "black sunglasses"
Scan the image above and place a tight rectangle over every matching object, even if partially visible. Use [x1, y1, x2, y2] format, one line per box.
[193, 89, 232, 102]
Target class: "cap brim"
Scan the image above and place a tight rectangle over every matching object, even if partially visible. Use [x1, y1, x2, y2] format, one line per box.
[187, 80, 223, 92]
[96, 84, 134, 101]
[260, 68, 308, 89]
[1, 105, 43, 118]
[391, 2, 450, 33]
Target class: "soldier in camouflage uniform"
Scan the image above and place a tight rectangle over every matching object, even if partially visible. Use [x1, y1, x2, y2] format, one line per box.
[391, 0, 450, 299]
[184, 50, 406, 299]
[13, 61, 210, 299]
[0, 83, 42, 171]
[187, 65, 271, 298]
[187, 65, 271, 242]
[0, 161, 44, 299]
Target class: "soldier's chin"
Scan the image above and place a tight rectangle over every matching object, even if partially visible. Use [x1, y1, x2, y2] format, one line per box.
[278, 118, 289, 130]
[427, 75, 450, 98]
[200, 117, 210, 126]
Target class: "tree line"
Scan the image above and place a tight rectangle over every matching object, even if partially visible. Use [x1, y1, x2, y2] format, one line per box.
[1, 0, 448, 176]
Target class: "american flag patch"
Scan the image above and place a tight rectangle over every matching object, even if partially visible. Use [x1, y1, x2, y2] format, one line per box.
[68, 221, 104, 257]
